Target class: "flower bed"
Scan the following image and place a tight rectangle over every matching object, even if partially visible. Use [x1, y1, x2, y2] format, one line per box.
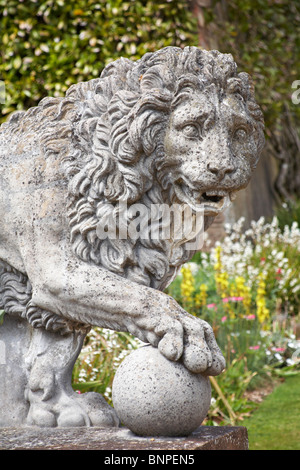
[167, 216, 300, 423]
[73, 216, 300, 425]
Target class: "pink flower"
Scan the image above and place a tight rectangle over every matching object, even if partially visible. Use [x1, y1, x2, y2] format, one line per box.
[275, 347, 285, 352]
[276, 268, 282, 280]
[221, 316, 227, 322]
[245, 314, 256, 320]
[249, 345, 260, 350]
[222, 296, 244, 303]
[207, 303, 216, 309]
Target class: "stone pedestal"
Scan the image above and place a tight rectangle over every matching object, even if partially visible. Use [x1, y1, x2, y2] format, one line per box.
[0, 425, 248, 450]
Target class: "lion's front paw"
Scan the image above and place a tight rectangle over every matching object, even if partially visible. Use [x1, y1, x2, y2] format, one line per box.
[154, 310, 225, 375]
[181, 315, 226, 376]
[127, 295, 225, 376]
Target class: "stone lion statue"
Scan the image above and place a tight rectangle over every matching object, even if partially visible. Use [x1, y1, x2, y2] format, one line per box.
[0, 46, 264, 427]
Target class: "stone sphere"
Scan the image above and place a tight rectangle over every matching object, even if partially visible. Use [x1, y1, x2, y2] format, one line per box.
[112, 344, 211, 437]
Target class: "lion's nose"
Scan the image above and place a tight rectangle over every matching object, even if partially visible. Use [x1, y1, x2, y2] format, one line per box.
[206, 160, 235, 180]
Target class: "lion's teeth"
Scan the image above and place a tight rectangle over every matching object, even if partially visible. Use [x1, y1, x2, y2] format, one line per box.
[205, 190, 227, 197]
[230, 191, 238, 201]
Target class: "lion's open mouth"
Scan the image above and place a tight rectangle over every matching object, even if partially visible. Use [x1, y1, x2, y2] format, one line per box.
[174, 182, 236, 215]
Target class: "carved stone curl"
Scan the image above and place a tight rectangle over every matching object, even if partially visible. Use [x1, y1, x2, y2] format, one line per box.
[0, 47, 264, 428]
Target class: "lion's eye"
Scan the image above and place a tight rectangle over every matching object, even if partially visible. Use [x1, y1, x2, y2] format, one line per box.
[234, 128, 247, 142]
[182, 124, 201, 139]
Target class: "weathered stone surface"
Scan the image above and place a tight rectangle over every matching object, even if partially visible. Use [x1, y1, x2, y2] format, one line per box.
[112, 345, 211, 437]
[0, 426, 248, 450]
[0, 46, 264, 430]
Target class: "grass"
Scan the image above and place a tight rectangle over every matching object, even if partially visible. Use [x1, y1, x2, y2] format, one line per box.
[242, 374, 300, 450]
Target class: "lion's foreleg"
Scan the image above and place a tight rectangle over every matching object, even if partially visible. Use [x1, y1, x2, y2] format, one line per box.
[29, 255, 225, 377]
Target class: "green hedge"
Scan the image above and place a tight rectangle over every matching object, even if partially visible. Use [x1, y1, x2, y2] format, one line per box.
[0, 0, 198, 120]
[204, 0, 300, 135]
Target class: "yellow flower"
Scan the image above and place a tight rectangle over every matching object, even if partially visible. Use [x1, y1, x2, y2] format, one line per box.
[195, 283, 208, 307]
[213, 246, 229, 297]
[213, 245, 223, 271]
[215, 271, 229, 297]
[73, 8, 84, 16]
[232, 276, 252, 314]
[256, 273, 270, 325]
[181, 265, 195, 304]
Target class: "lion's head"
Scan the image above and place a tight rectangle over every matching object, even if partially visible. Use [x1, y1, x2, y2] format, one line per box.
[19, 47, 263, 290]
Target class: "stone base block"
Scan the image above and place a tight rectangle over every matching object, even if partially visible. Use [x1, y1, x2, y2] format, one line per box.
[0, 425, 248, 450]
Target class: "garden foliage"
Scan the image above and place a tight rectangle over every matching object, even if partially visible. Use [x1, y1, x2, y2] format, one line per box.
[203, 0, 300, 135]
[73, 217, 300, 425]
[202, 0, 300, 200]
[0, 0, 198, 121]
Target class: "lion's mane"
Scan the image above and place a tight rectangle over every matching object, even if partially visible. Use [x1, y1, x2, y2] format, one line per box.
[0, 47, 264, 331]
[64, 47, 264, 290]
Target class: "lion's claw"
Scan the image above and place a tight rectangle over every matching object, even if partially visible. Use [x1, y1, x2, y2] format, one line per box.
[158, 331, 183, 362]
[133, 300, 225, 376]
[182, 343, 211, 374]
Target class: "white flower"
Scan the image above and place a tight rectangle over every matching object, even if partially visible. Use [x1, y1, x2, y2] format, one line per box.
[260, 330, 269, 338]
[286, 358, 296, 366]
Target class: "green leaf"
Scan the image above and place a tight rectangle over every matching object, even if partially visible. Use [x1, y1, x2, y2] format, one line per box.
[0, 310, 5, 325]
